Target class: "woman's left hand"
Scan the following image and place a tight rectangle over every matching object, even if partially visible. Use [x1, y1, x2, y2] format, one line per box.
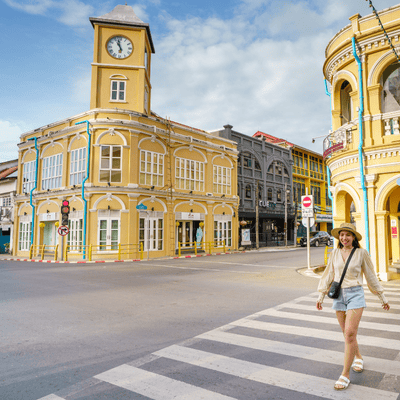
[382, 303, 390, 311]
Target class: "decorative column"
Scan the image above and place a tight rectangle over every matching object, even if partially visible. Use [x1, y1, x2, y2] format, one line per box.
[375, 211, 392, 281]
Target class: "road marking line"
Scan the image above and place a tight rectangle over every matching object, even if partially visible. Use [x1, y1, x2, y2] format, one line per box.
[155, 345, 398, 400]
[257, 308, 400, 332]
[37, 395, 65, 400]
[95, 364, 234, 399]
[196, 329, 400, 376]
[232, 319, 400, 350]
[279, 302, 400, 320]
[141, 263, 263, 274]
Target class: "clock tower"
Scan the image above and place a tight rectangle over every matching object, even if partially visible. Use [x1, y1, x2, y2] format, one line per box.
[89, 5, 155, 115]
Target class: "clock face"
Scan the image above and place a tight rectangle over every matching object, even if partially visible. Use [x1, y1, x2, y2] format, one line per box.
[107, 36, 133, 59]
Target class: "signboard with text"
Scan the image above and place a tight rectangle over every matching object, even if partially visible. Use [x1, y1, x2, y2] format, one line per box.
[301, 195, 314, 218]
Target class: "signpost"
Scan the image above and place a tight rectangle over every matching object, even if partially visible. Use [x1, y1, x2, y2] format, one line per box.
[301, 194, 314, 269]
[136, 204, 149, 260]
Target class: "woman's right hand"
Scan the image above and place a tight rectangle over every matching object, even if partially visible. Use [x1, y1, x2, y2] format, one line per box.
[316, 301, 323, 310]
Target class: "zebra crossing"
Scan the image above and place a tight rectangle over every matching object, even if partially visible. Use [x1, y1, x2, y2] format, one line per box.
[39, 284, 400, 400]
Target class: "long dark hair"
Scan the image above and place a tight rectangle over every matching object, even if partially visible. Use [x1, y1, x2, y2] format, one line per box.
[337, 231, 361, 249]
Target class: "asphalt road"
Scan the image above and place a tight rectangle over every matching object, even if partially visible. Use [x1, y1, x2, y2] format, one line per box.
[1, 247, 399, 399]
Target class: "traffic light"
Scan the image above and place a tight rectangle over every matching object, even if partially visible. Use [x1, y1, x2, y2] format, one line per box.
[61, 200, 70, 226]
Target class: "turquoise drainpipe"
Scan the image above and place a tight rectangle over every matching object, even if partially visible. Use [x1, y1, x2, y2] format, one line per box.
[75, 121, 91, 259]
[27, 137, 39, 247]
[352, 36, 370, 253]
[324, 79, 334, 208]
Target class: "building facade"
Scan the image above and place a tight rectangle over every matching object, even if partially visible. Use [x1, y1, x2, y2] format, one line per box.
[253, 132, 332, 240]
[212, 125, 295, 246]
[323, 5, 400, 280]
[0, 159, 18, 253]
[13, 5, 239, 259]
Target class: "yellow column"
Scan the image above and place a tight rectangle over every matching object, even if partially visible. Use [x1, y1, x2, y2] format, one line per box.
[375, 211, 392, 281]
[128, 194, 140, 248]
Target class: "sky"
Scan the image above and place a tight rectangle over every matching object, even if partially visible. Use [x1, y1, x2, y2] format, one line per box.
[0, 0, 398, 162]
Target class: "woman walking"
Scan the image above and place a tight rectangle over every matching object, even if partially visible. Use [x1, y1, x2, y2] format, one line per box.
[316, 223, 390, 390]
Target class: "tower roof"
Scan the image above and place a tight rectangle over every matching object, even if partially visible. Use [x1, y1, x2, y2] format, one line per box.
[90, 4, 155, 53]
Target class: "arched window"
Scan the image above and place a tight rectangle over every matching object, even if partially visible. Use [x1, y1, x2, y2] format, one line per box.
[382, 63, 400, 113]
[245, 184, 252, 198]
[254, 159, 261, 171]
[340, 80, 352, 125]
[267, 188, 273, 201]
[277, 189, 282, 202]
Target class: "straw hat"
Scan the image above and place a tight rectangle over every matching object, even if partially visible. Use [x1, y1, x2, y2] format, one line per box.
[331, 222, 362, 241]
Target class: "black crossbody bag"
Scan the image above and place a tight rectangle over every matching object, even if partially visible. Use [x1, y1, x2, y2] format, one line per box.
[328, 247, 356, 299]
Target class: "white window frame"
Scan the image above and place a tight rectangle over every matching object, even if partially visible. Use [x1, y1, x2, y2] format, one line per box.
[18, 221, 31, 251]
[70, 147, 86, 186]
[213, 165, 231, 195]
[139, 213, 163, 251]
[98, 216, 120, 251]
[99, 145, 122, 183]
[2, 197, 11, 207]
[214, 217, 232, 247]
[110, 80, 126, 102]
[68, 218, 83, 251]
[175, 157, 204, 191]
[22, 160, 36, 194]
[42, 153, 63, 190]
[139, 150, 164, 187]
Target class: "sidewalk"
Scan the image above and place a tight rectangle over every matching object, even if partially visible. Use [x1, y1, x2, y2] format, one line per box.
[0, 245, 302, 264]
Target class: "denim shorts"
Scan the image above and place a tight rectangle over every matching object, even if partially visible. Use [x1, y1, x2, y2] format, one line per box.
[332, 285, 367, 311]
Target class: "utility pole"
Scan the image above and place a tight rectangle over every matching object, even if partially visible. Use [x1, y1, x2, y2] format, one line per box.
[284, 183, 287, 247]
[255, 182, 259, 249]
[294, 186, 298, 247]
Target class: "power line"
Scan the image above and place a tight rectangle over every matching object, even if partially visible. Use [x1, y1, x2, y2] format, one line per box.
[365, 0, 400, 62]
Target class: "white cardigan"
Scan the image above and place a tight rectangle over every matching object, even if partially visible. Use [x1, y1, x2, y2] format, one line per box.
[317, 248, 387, 305]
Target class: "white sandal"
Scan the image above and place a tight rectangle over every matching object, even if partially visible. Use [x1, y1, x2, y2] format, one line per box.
[334, 375, 350, 390]
[352, 358, 364, 373]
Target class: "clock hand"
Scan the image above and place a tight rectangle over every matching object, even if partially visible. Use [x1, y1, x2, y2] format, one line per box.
[117, 40, 123, 52]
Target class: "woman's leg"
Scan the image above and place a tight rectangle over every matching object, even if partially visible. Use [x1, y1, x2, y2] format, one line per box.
[335, 308, 364, 388]
[336, 310, 363, 360]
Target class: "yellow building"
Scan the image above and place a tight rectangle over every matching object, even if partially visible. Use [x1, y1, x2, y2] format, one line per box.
[13, 5, 238, 260]
[291, 146, 332, 236]
[323, 4, 400, 280]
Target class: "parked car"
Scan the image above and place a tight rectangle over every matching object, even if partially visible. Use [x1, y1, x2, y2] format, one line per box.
[300, 231, 332, 247]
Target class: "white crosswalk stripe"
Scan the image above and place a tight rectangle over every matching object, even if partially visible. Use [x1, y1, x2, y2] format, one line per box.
[38, 284, 400, 399]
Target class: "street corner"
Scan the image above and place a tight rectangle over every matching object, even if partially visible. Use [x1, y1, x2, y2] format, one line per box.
[297, 265, 326, 278]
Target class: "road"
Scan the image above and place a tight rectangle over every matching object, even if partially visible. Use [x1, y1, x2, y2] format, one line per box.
[0, 247, 399, 399]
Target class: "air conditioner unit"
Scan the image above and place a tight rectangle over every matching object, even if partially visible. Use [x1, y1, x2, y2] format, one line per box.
[206, 193, 213, 196]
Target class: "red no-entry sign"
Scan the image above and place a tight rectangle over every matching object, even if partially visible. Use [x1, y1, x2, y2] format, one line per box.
[301, 195, 314, 217]
[302, 196, 312, 208]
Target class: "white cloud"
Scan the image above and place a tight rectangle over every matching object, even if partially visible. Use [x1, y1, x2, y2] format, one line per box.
[150, 11, 333, 150]
[4, 0, 94, 27]
[57, 0, 94, 27]
[3, 0, 55, 15]
[0, 121, 24, 162]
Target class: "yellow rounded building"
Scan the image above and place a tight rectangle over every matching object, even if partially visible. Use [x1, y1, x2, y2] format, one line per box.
[323, 4, 400, 280]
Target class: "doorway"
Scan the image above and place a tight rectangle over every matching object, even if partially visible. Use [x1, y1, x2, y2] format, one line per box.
[42, 222, 56, 247]
[176, 220, 202, 249]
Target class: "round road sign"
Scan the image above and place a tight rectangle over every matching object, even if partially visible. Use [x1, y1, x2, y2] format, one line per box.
[58, 226, 69, 236]
[302, 196, 312, 208]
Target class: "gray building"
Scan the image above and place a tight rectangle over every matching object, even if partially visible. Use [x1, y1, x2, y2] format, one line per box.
[211, 125, 295, 246]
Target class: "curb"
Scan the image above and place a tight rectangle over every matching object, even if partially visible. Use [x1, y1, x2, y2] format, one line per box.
[0, 247, 299, 264]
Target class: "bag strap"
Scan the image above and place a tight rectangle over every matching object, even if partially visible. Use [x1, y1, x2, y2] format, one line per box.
[338, 247, 356, 286]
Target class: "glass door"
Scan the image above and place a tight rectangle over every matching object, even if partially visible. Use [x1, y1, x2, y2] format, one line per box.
[98, 218, 119, 250]
[68, 219, 83, 251]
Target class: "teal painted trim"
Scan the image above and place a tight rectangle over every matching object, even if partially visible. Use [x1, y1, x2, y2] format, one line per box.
[75, 121, 91, 259]
[27, 137, 39, 247]
[324, 79, 334, 208]
[352, 36, 370, 253]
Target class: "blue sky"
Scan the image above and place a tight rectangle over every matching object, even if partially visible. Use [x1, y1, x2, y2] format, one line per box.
[0, 0, 397, 161]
